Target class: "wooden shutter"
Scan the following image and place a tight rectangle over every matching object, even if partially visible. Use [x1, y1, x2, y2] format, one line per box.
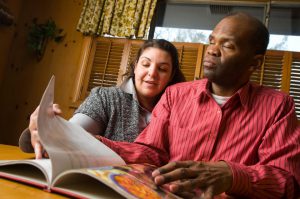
[174, 43, 205, 81]
[87, 38, 125, 92]
[290, 52, 300, 120]
[250, 50, 284, 90]
[72, 38, 300, 123]
[116, 40, 144, 85]
[71, 37, 127, 108]
[127, 41, 143, 69]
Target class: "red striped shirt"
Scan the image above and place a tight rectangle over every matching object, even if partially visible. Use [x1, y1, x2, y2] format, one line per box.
[100, 79, 300, 198]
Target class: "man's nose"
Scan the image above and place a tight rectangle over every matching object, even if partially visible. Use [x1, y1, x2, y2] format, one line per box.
[207, 45, 221, 57]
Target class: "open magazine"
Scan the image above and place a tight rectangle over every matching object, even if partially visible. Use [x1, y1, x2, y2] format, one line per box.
[0, 76, 180, 199]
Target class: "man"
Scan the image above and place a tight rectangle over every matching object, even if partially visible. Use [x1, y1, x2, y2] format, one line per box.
[99, 12, 300, 198]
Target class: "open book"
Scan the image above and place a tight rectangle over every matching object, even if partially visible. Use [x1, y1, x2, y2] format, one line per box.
[0, 76, 180, 199]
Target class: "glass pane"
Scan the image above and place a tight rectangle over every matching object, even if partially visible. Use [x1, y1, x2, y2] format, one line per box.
[269, 34, 300, 52]
[161, 4, 264, 30]
[268, 7, 300, 36]
[154, 27, 211, 43]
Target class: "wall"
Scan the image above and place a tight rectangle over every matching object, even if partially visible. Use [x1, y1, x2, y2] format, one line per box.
[0, 0, 24, 88]
[0, 0, 85, 145]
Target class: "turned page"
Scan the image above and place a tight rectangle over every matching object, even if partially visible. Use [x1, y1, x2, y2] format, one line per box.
[37, 76, 125, 182]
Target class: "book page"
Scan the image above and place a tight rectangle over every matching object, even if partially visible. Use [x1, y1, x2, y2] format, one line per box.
[52, 164, 181, 199]
[37, 76, 125, 182]
[0, 159, 51, 187]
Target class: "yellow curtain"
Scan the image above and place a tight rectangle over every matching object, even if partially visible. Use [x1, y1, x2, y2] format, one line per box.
[77, 0, 158, 39]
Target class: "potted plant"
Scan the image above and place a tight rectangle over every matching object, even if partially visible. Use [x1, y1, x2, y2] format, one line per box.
[27, 18, 65, 61]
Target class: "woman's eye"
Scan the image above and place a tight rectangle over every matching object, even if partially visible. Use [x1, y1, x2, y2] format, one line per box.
[159, 67, 168, 72]
[141, 63, 150, 67]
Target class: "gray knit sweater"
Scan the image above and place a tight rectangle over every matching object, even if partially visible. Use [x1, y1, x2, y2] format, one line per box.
[74, 79, 150, 142]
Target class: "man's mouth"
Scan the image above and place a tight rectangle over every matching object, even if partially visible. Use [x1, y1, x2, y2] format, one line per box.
[203, 58, 217, 69]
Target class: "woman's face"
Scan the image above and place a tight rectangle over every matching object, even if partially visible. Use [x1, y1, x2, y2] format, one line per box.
[134, 47, 173, 100]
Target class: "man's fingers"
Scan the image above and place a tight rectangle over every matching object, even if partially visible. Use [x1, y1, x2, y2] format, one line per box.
[153, 161, 232, 198]
[202, 186, 214, 199]
[152, 161, 194, 177]
[152, 161, 201, 185]
[176, 191, 195, 199]
[154, 167, 197, 185]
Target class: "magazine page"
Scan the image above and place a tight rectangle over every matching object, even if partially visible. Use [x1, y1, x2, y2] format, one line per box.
[0, 159, 52, 188]
[37, 76, 125, 182]
[52, 164, 181, 199]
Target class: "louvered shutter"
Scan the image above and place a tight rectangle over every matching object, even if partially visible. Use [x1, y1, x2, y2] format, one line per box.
[250, 50, 284, 90]
[290, 53, 300, 120]
[126, 41, 144, 73]
[174, 43, 204, 81]
[72, 39, 300, 123]
[87, 39, 125, 91]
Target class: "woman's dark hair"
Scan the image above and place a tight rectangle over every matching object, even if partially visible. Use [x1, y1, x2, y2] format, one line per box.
[124, 39, 186, 87]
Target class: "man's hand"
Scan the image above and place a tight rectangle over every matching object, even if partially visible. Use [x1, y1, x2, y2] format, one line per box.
[152, 161, 232, 199]
[29, 104, 62, 159]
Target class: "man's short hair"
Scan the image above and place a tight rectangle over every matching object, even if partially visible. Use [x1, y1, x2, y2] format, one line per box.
[226, 12, 270, 55]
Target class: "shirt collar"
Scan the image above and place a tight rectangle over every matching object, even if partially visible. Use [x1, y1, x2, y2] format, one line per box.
[119, 78, 138, 100]
[198, 78, 251, 108]
[120, 77, 151, 113]
[235, 81, 251, 108]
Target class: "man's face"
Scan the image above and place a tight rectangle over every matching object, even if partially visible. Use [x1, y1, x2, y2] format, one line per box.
[203, 17, 256, 87]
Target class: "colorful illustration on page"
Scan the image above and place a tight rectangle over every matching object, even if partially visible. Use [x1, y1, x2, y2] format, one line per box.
[86, 164, 179, 199]
[110, 173, 161, 199]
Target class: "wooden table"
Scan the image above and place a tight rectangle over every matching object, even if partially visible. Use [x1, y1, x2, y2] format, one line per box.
[0, 144, 67, 199]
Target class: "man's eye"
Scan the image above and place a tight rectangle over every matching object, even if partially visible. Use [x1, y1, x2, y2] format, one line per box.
[223, 44, 234, 49]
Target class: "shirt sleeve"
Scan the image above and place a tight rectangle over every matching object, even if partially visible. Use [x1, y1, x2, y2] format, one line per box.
[226, 95, 300, 199]
[98, 87, 173, 166]
[69, 113, 104, 135]
[74, 87, 108, 135]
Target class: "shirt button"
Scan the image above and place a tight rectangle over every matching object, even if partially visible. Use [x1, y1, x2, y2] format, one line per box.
[217, 110, 221, 114]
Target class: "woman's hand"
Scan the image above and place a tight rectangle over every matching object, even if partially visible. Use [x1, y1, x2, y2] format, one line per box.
[29, 104, 62, 159]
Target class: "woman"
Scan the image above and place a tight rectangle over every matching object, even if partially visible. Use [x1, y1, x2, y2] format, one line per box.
[19, 39, 185, 158]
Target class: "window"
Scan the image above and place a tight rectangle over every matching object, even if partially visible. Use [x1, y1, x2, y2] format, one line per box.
[153, 1, 300, 52]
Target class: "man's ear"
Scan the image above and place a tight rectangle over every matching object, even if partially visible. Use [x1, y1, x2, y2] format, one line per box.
[249, 54, 264, 72]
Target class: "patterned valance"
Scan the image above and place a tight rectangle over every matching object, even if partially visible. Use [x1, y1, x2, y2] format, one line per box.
[77, 0, 157, 39]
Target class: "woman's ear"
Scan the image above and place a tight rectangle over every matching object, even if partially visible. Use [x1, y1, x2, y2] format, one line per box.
[249, 54, 264, 72]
